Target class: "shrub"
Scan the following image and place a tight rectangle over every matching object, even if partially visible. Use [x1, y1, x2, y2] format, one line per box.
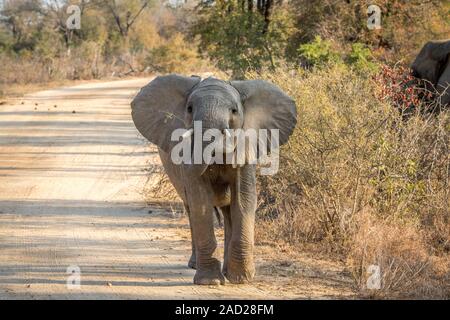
[373, 64, 444, 115]
[192, 0, 294, 77]
[298, 36, 341, 66]
[290, 0, 450, 63]
[250, 63, 450, 298]
[347, 43, 378, 73]
[146, 33, 207, 74]
[297, 38, 379, 73]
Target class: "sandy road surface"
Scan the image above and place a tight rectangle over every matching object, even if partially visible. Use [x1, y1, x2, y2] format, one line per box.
[0, 79, 354, 299]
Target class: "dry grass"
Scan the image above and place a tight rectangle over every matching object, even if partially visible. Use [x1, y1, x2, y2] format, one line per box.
[349, 211, 448, 298]
[142, 164, 185, 217]
[0, 54, 110, 99]
[144, 167, 181, 203]
[250, 64, 450, 298]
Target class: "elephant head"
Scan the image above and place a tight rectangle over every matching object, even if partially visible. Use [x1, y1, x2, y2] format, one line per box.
[131, 74, 297, 167]
[411, 39, 450, 106]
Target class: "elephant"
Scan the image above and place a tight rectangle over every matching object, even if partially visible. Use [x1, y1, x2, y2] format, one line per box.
[411, 39, 450, 106]
[131, 75, 297, 285]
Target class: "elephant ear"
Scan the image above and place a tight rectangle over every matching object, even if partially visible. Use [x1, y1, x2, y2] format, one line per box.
[131, 75, 201, 153]
[230, 80, 297, 165]
[231, 80, 297, 146]
[412, 40, 450, 85]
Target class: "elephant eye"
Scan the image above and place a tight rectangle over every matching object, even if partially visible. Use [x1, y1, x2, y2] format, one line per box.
[231, 108, 238, 114]
[187, 105, 193, 113]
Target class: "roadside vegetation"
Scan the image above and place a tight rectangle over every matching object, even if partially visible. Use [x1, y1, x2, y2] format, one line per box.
[254, 63, 449, 298]
[1, 0, 449, 298]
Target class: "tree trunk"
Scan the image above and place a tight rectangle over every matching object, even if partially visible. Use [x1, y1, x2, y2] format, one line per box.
[262, 0, 273, 34]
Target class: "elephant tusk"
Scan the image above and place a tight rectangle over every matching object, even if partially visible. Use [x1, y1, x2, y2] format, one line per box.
[182, 128, 194, 139]
[224, 129, 232, 138]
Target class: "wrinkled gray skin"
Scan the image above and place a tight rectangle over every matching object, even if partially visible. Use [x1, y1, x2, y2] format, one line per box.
[131, 75, 297, 285]
[412, 39, 450, 106]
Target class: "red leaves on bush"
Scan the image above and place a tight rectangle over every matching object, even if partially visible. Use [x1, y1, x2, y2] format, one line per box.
[373, 64, 435, 113]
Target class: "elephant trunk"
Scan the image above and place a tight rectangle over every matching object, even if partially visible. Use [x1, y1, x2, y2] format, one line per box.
[185, 105, 235, 168]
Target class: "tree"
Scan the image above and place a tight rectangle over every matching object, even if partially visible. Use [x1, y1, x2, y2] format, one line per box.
[97, 0, 152, 39]
[0, 0, 47, 51]
[192, 0, 293, 77]
[46, 0, 92, 49]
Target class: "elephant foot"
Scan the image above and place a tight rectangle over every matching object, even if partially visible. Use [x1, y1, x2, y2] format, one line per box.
[194, 263, 225, 285]
[188, 254, 196, 269]
[224, 260, 255, 284]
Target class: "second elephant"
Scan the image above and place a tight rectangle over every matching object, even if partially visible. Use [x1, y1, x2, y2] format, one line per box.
[412, 39, 450, 106]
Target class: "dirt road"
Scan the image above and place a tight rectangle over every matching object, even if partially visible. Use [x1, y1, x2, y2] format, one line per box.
[0, 79, 354, 299]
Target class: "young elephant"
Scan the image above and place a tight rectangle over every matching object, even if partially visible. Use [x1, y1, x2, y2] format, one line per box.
[131, 75, 297, 285]
[412, 39, 450, 106]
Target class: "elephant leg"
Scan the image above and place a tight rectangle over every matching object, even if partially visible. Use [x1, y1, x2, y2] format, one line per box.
[221, 205, 232, 276]
[185, 204, 197, 269]
[183, 170, 225, 285]
[226, 165, 257, 284]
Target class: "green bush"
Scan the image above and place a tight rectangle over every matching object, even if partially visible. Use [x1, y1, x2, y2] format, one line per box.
[347, 43, 378, 73]
[193, 0, 294, 77]
[298, 36, 341, 66]
[298, 37, 378, 72]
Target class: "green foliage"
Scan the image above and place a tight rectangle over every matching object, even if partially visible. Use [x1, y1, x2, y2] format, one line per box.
[193, 0, 294, 77]
[257, 64, 449, 235]
[297, 37, 378, 73]
[297, 36, 341, 66]
[347, 43, 378, 73]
